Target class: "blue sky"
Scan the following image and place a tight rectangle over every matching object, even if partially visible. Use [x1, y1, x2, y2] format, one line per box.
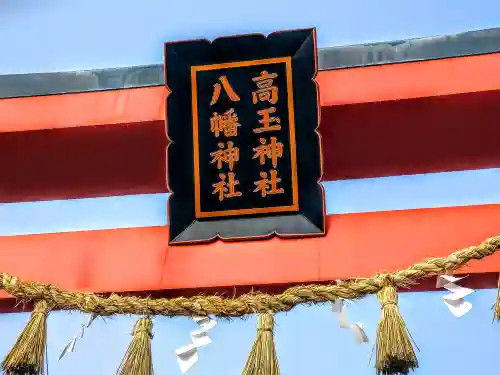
[1, 0, 500, 74]
[3, 168, 500, 236]
[1, 1, 500, 374]
[1, 290, 499, 375]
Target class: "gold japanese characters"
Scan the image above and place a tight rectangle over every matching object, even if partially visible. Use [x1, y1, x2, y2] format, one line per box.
[167, 31, 321, 242]
[208, 70, 285, 202]
[167, 30, 321, 242]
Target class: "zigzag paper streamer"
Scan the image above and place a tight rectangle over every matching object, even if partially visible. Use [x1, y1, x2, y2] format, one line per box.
[436, 275, 474, 317]
[58, 313, 98, 361]
[175, 316, 217, 373]
[332, 300, 369, 344]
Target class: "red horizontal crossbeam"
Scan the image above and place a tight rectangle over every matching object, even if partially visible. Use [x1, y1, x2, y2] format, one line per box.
[2, 52, 500, 133]
[0, 204, 499, 299]
[1, 53, 500, 301]
[1, 89, 500, 202]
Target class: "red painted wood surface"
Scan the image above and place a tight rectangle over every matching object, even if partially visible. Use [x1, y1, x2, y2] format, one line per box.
[0, 205, 499, 299]
[2, 52, 500, 133]
[316, 53, 500, 105]
[322, 89, 500, 180]
[0, 53, 500, 300]
[2, 90, 500, 202]
[0, 121, 167, 203]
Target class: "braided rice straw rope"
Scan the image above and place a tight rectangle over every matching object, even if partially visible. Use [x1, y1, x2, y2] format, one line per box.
[1, 236, 499, 318]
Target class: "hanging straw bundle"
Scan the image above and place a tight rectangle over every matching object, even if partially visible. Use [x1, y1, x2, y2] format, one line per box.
[117, 317, 154, 375]
[2, 300, 50, 375]
[375, 283, 418, 375]
[243, 313, 280, 375]
[493, 274, 500, 321]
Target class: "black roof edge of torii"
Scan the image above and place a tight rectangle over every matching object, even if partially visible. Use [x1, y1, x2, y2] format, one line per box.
[1, 27, 500, 99]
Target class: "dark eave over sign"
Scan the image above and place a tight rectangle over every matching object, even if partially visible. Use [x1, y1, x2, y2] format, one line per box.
[1, 27, 500, 99]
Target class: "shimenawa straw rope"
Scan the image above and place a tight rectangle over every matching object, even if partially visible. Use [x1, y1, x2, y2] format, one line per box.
[375, 282, 418, 375]
[2, 300, 50, 375]
[3, 236, 500, 375]
[117, 317, 154, 375]
[0, 236, 498, 317]
[494, 274, 500, 321]
[243, 313, 280, 375]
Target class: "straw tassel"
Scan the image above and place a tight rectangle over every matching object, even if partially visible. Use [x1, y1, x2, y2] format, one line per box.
[2, 300, 50, 375]
[117, 317, 154, 375]
[494, 273, 500, 321]
[243, 313, 280, 375]
[375, 283, 418, 375]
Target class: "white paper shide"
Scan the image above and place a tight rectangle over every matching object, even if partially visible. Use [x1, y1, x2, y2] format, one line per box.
[175, 316, 217, 373]
[332, 299, 369, 344]
[436, 275, 473, 317]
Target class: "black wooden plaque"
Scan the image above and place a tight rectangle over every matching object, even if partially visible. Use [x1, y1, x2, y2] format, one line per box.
[165, 28, 325, 244]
